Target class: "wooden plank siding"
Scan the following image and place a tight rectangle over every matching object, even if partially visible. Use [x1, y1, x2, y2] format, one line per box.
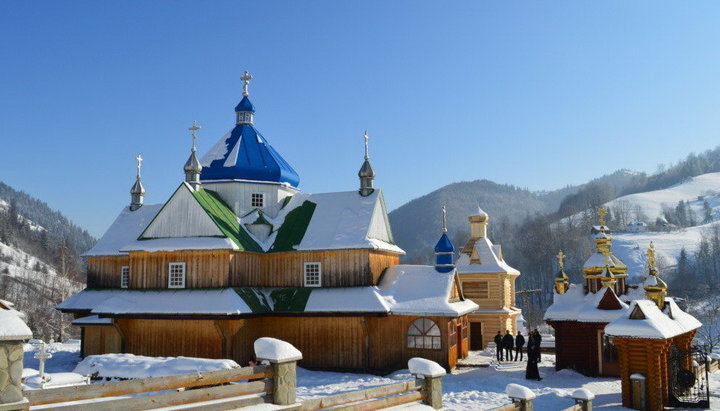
[115, 319, 223, 359]
[82, 326, 122, 356]
[87, 250, 399, 289]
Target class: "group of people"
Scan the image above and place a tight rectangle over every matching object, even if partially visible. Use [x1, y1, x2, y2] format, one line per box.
[493, 329, 543, 381]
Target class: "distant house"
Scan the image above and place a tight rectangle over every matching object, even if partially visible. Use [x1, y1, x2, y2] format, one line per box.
[625, 221, 647, 233]
[57, 74, 478, 372]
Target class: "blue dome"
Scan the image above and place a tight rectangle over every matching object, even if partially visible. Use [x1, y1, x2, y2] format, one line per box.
[434, 233, 455, 253]
[235, 96, 255, 112]
[200, 123, 300, 187]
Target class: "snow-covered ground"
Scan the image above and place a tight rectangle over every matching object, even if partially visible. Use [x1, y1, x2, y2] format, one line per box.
[20, 343, 719, 410]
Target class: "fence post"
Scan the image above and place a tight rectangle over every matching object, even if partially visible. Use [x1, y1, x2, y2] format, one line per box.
[254, 337, 302, 406]
[506, 383, 536, 411]
[408, 358, 445, 409]
[0, 311, 32, 411]
[630, 373, 646, 411]
[571, 388, 595, 411]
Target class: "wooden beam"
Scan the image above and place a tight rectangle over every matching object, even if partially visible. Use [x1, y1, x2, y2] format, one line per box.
[26, 365, 271, 406]
[299, 380, 423, 410]
[37, 380, 271, 411]
[330, 390, 424, 411]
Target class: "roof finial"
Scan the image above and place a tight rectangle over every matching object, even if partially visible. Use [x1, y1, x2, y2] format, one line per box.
[189, 120, 201, 152]
[556, 250, 566, 271]
[240, 70, 253, 97]
[364, 130, 369, 160]
[442, 205, 448, 234]
[597, 207, 608, 227]
[646, 241, 657, 272]
[135, 154, 143, 179]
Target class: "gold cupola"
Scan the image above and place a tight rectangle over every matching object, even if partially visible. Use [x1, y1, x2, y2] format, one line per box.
[643, 242, 667, 309]
[554, 251, 570, 294]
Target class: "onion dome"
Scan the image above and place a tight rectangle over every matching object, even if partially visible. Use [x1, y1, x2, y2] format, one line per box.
[474, 206, 489, 222]
[359, 131, 375, 196]
[199, 73, 300, 187]
[184, 121, 203, 189]
[435, 206, 455, 273]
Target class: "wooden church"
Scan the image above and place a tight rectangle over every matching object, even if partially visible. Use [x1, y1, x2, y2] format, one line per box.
[58, 73, 478, 372]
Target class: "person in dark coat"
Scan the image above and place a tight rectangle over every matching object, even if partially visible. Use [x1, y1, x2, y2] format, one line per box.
[502, 330, 514, 361]
[494, 331, 504, 361]
[525, 329, 542, 380]
[514, 331, 526, 361]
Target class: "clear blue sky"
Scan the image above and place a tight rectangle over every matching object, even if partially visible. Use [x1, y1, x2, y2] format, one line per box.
[2, 1, 720, 237]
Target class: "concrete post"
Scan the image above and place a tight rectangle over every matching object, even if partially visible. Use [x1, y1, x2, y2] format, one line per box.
[0, 311, 32, 411]
[506, 383, 536, 411]
[571, 388, 595, 411]
[630, 373, 647, 411]
[408, 358, 445, 409]
[254, 337, 302, 406]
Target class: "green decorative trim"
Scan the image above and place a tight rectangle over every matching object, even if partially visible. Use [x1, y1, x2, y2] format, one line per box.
[269, 200, 316, 252]
[234, 287, 312, 313]
[191, 188, 262, 252]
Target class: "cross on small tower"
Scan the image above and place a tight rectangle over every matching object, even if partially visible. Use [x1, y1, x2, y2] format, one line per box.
[135, 154, 143, 178]
[597, 207, 608, 226]
[363, 131, 370, 160]
[556, 250, 566, 270]
[189, 121, 202, 152]
[240, 70, 253, 96]
[646, 241, 657, 271]
[442, 205, 448, 233]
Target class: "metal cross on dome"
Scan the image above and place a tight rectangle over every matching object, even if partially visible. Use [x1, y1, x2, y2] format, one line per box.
[135, 154, 143, 178]
[556, 250, 566, 270]
[363, 130, 370, 160]
[597, 207, 608, 226]
[241, 71, 253, 96]
[441, 205, 448, 233]
[646, 241, 657, 270]
[189, 120, 202, 152]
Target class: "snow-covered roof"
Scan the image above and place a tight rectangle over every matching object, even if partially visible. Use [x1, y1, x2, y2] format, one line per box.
[583, 252, 613, 269]
[83, 204, 163, 256]
[0, 309, 32, 341]
[605, 298, 701, 339]
[120, 237, 238, 253]
[455, 237, 519, 275]
[544, 285, 629, 323]
[377, 265, 478, 316]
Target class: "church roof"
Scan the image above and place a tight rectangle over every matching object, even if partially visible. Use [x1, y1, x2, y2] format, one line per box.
[455, 237, 519, 274]
[234, 96, 255, 112]
[605, 298, 701, 339]
[544, 284, 629, 323]
[434, 233, 455, 253]
[199, 121, 300, 187]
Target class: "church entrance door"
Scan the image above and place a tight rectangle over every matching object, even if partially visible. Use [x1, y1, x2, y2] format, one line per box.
[470, 322, 483, 350]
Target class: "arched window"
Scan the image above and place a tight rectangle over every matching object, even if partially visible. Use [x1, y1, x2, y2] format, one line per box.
[407, 318, 441, 350]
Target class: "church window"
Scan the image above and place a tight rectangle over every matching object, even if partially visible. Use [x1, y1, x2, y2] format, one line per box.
[304, 262, 321, 287]
[168, 262, 186, 288]
[120, 266, 129, 289]
[463, 281, 489, 299]
[407, 318, 441, 350]
[251, 193, 265, 208]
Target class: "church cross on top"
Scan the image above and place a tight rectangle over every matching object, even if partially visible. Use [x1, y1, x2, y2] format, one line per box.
[442, 205, 447, 234]
[240, 71, 253, 96]
[646, 241, 657, 271]
[597, 207, 608, 226]
[135, 154, 143, 179]
[556, 251, 566, 270]
[189, 120, 202, 152]
[363, 131, 370, 160]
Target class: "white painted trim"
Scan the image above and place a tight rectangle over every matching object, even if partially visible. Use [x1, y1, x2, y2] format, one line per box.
[120, 266, 129, 289]
[303, 262, 322, 287]
[168, 262, 186, 289]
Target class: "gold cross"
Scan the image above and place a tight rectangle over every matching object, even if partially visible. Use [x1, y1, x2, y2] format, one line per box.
[645, 242, 656, 270]
[556, 251, 566, 270]
[597, 207, 608, 226]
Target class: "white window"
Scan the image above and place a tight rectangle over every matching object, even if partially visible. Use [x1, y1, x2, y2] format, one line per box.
[168, 262, 186, 288]
[407, 318, 442, 350]
[304, 262, 321, 287]
[251, 193, 265, 208]
[120, 266, 129, 289]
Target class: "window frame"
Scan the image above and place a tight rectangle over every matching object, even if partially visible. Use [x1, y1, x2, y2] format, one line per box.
[168, 262, 186, 289]
[120, 266, 130, 289]
[303, 262, 322, 287]
[251, 193, 265, 208]
[407, 318, 442, 350]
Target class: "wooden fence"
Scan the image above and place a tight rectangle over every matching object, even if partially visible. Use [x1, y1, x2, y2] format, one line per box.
[489, 384, 595, 411]
[6, 338, 444, 411]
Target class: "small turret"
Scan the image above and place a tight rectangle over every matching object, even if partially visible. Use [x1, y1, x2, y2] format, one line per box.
[434, 206, 455, 273]
[643, 243, 667, 309]
[184, 121, 203, 190]
[235, 71, 255, 125]
[358, 131, 375, 197]
[130, 154, 145, 211]
[468, 207, 489, 239]
[554, 251, 569, 294]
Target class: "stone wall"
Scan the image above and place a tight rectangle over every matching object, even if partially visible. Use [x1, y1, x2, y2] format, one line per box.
[0, 341, 24, 404]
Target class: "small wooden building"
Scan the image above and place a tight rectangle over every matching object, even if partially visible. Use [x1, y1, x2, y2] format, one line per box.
[455, 208, 521, 349]
[58, 79, 477, 372]
[606, 299, 701, 410]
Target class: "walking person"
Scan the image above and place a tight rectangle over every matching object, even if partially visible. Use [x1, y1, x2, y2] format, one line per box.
[494, 331, 504, 361]
[514, 331, 525, 361]
[525, 329, 542, 381]
[502, 330, 514, 362]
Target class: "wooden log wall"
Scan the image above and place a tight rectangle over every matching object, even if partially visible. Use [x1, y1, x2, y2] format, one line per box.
[82, 326, 122, 356]
[115, 319, 223, 359]
[615, 337, 671, 411]
[88, 250, 399, 289]
[547, 321, 605, 377]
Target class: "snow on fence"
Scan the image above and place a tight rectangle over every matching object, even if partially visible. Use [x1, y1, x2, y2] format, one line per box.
[15, 339, 446, 411]
[489, 384, 595, 411]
